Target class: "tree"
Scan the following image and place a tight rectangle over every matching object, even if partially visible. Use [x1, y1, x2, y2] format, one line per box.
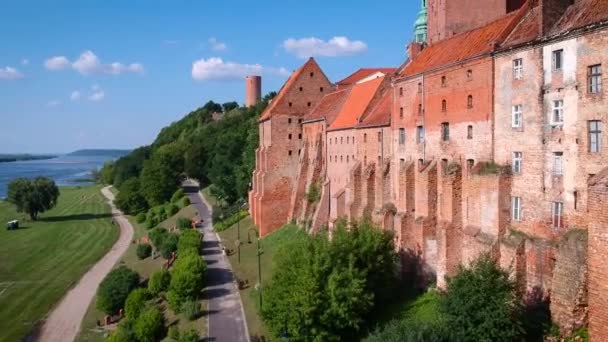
[7, 177, 60, 220]
[441, 255, 524, 341]
[149, 228, 168, 249]
[96, 266, 140, 315]
[160, 233, 179, 259]
[136, 244, 152, 260]
[115, 177, 148, 215]
[222, 101, 239, 113]
[177, 230, 201, 255]
[106, 320, 136, 342]
[167, 252, 207, 311]
[148, 269, 171, 296]
[140, 143, 184, 206]
[134, 307, 165, 342]
[124, 288, 150, 320]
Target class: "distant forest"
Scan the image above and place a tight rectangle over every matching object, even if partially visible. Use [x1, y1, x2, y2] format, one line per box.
[99, 94, 276, 215]
[68, 149, 131, 157]
[0, 154, 57, 163]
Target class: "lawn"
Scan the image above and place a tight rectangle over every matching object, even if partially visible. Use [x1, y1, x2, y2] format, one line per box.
[77, 200, 205, 342]
[218, 217, 307, 340]
[0, 186, 119, 342]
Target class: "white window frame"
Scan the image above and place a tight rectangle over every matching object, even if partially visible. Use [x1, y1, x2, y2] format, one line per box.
[552, 49, 563, 71]
[552, 201, 564, 229]
[589, 64, 602, 94]
[512, 196, 522, 221]
[589, 120, 603, 153]
[553, 152, 564, 176]
[551, 100, 564, 126]
[512, 104, 523, 128]
[513, 58, 523, 80]
[512, 152, 522, 174]
[416, 126, 425, 144]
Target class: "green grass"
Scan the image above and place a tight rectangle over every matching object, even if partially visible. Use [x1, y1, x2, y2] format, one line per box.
[0, 186, 119, 342]
[77, 202, 203, 342]
[202, 186, 225, 208]
[218, 217, 307, 340]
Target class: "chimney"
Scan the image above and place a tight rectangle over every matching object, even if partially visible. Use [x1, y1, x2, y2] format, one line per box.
[245, 75, 262, 107]
[407, 42, 424, 60]
[539, 0, 573, 35]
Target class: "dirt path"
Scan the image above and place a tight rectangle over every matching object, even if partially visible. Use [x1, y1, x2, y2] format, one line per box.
[36, 186, 134, 342]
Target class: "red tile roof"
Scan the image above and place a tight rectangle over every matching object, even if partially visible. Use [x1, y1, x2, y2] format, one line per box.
[400, 10, 523, 78]
[328, 77, 385, 131]
[304, 88, 350, 124]
[550, 0, 608, 36]
[358, 89, 392, 128]
[502, 5, 541, 48]
[336, 68, 396, 87]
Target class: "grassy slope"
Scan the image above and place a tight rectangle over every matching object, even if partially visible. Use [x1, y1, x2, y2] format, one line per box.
[0, 186, 119, 342]
[218, 216, 307, 340]
[77, 203, 204, 342]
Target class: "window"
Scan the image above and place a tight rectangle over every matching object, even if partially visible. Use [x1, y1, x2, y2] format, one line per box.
[416, 126, 424, 144]
[399, 128, 406, 145]
[467, 69, 472, 79]
[512, 152, 522, 174]
[298, 133, 302, 140]
[574, 191, 578, 210]
[512, 105, 523, 128]
[378, 156, 382, 165]
[364, 133, 367, 142]
[340, 137, 343, 144]
[289, 102, 293, 107]
[399, 87, 403, 96]
[467, 125, 473, 139]
[288, 118, 292, 124]
[467, 159, 474, 172]
[347, 155, 349, 162]
[442, 99, 447, 112]
[513, 58, 523, 80]
[320, 87, 324, 92]
[553, 152, 564, 176]
[552, 202, 564, 229]
[552, 100, 564, 125]
[589, 120, 603, 153]
[441, 76, 447, 87]
[288, 134, 292, 140]
[400, 158, 405, 168]
[299, 86, 304, 91]
[377, 132, 382, 143]
[307, 102, 311, 107]
[340, 155, 343, 162]
[441, 159, 448, 175]
[335, 137, 337, 144]
[400, 107, 404, 118]
[552, 49, 563, 71]
[298, 119, 303, 123]
[418, 82, 422, 93]
[353, 136, 355, 143]
[418, 104, 423, 114]
[512, 197, 522, 221]
[288, 150, 292, 156]
[441, 122, 450, 141]
[310, 72, 314, 77]
[347, 136, 350, 144]
[467, 95, 473, 108]
[588, 64, 602, 93]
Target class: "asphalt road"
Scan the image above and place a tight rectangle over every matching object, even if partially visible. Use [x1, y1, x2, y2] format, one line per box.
[184, 182, 249, 342]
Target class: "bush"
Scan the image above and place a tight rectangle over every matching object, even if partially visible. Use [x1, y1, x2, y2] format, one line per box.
[368, 319, 451, 342]
[178, 230, 201, 255]
[306, 182, 321, 203]
[149, 227, 168, 249]
[214, 210, 248, 232]
[135, 212, 147, 223]
[124, 288, 149, 320]
[171, 188, 185, 203]
[148, 269, 171, 296]
[167, 325, 180, 340]
[134, 307, 165, 342]
[145, 215, 158, 229]
[114, 178, 148, 215]
[136, 243, 152, 260]
[177, 217, 192, 230]
[160, 233, 179, 259]
[181, 300, 201, 321]
[179, 329, 200, 342]
[106, 320, 136, 342]
[181, 197, 190, 207]
[165, 203, 179, 217]
[168, 253, 207, 310]
[96, 266, 139, 315]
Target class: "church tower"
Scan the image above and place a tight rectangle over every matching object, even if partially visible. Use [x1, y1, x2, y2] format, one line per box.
[413, 0, 428, 44]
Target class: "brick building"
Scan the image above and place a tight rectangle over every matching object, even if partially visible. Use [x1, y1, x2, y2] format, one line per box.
[248, 0, 608, 337]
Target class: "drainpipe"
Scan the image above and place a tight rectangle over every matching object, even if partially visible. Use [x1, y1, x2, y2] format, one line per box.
[422, 74, 426, 161]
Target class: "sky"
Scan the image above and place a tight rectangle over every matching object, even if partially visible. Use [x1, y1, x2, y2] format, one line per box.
[0, 0, 421, 154]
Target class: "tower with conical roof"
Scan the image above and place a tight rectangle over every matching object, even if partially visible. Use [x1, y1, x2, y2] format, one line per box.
[413, 0, 428, 43]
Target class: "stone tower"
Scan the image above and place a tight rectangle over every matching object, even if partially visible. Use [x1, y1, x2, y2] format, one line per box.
[245, 75, 262, 107]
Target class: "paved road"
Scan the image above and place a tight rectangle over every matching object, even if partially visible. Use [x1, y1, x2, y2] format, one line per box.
[184, 183, 249, 342]
[36, 186, 134, 342]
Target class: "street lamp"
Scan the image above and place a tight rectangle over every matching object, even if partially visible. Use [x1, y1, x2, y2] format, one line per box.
[248, 227, 262, 309]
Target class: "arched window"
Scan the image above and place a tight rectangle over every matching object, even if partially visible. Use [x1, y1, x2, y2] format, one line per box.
[467, 95, 473, 108]
[442, 99, 447, 112]
[441, 76, 447, 87]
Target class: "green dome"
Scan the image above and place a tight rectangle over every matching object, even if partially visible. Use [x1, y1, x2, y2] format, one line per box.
[413, 0, 428, 43]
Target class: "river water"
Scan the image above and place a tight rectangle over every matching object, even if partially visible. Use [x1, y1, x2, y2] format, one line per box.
[0, 155, 116, 198]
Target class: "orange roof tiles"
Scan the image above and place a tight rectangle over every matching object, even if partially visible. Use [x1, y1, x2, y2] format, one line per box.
[502, 5, 541, 48]
[358, 89, 392, 128]
[400, 10, 523, 78]
[304, 88, 350, 123]
[337, 68, 396, 87]
[328, 77, 385, 131]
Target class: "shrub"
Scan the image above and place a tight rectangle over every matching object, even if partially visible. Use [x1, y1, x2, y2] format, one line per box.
[148, 269, 171, 296]
[306, 182, 321, 203]
[149, 227, 168, 249]
[181, 300, 201, 321]
[135, 212, 147, 223]
[124, 288, 149, 320]
[96, 266, 139, 315]
[177, 217, 192, 230]
[134, 307, 165, 342]
[179, 329, 200, 342]
[368, 319, 451, 342]
[136, 243, 152, 260]
[181, 196, 190, 207]
[160, 233, 179, 259]
[165, 203, 179, 217]
[168, 253, 207, 310]
[106, 320, 136, 342]
[145, 216, 158, 229]
[178, 230, 201, 255]
[171, 188, 185, 203]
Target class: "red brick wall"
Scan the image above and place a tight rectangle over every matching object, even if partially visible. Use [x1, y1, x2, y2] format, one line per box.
[588, 172, 608, 340]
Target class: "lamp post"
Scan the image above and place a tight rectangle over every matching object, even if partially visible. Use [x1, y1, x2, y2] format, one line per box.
[248, 227, 262, 309]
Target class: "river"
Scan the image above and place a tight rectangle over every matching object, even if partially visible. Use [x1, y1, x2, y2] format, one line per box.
[0, 155, 116, 198]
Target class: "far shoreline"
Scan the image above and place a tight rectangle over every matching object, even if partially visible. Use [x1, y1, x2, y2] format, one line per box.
[0, 154, 58, 164]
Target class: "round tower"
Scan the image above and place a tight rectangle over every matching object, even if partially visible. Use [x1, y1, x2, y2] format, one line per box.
[245, 75, 262, 107]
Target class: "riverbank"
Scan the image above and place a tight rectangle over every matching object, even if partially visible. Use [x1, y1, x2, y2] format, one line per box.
[0, 154, 57, 163]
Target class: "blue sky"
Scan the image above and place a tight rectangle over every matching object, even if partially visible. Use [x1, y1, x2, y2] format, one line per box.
[0, 0, 420, 153]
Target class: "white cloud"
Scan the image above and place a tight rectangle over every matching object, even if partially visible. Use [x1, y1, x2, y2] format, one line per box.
[47, 100, 62, 107]
[283, 36, 368, 58]
[21, 59, 29, 66]
[191, 57, 290, 81]
[70, 90, 81, 101]
[44, 56, 70, 70]
[0, 66, 24, 80]
[45, 50, 144, 75]
[89, 90, 105, 102]
[208, 37, 227, 51]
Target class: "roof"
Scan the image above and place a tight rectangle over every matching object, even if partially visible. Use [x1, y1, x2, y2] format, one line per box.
[328, 77, 385, 131]
[304, 88, 350, 124]
[336, 68, 396, 87]
[400, 10, 523, 78]
[550, 0, 608, 36]
[502, 5, 541, 48]
[358, 89, 392, 128]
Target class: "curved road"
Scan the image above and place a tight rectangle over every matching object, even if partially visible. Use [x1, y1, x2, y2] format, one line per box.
[37, 186, 134, 342]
